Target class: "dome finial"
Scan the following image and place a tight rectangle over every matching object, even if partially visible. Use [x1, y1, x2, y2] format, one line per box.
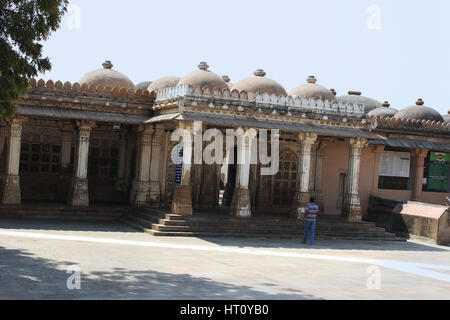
[330, 88, 337, 96]
[102, 60, 113, 70]
[198, 61, 209, 71]
[307, 75, 317, 84]
[253, 69, 266, 77]
[416, 98, 424, 106]
[382, 101, 390, 108]
[222, 75, 230, 83]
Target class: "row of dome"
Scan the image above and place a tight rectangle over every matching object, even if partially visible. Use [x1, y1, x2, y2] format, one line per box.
[79, 61, 450, 123]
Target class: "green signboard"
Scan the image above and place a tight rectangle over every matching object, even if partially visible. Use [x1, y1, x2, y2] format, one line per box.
[427, 152, 449, 192]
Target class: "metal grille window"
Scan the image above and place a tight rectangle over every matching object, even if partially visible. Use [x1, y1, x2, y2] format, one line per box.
[88, 138, 119, 177]
[20, 142, 61, 174]
[272, 151, 297, 206]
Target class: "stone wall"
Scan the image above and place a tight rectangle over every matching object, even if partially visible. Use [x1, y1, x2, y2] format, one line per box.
[368, 196, 450, 245]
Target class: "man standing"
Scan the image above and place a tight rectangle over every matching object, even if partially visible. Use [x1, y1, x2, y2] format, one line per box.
[302, 197, 319, 245]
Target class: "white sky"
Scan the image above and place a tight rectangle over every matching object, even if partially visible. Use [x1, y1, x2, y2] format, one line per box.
[39, 0, 449, 115]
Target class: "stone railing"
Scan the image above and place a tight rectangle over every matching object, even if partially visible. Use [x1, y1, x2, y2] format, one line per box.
[28, 78, 153, 100]
[156, 85, 366, 117]
[369, 114, 450, 131]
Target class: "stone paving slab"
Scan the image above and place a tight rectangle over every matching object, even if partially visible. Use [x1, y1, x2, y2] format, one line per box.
[0, 219, 449, 300]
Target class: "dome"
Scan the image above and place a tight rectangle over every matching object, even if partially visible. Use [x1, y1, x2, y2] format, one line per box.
[147, 76, 181, 93]
[336, 91, 382, 113]
[222, 75, 233, 89]
[443, 114, 450, 122]
[231, 69, 287, 96]
[79, 60, 135, 89]
[289, 76, 336, 101]
[136, 81, 152, 91]
[368, 101, 398, 118]
[394, 99, 444, 122]
[178, 62, 228, 91]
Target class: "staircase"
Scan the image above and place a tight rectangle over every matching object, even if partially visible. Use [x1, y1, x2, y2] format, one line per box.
[121, 208, 406, 241]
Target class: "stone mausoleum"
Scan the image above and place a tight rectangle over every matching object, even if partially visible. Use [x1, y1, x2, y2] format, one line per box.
[0, 61, 449, 238]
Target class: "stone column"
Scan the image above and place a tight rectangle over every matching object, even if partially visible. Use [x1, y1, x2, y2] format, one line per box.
[130, 125, 153, 207]
[171, 122, 194, 215]
[68, 120, 95, 207]
[291, 132, 318, 216]
[231, 127, 257, 217]
[313, 141, 327, 211]
[0, 124, 8, 160]
[56, 123, 73, 202]
[411, 149, 428, 201]
[1, 118, 25, 205]
[160, 131, 169, 205]
[342, 138, 367, 222]
[61, 126, 73, 169]
[148, 125, 164, 206]
[116, 127, 129, 193]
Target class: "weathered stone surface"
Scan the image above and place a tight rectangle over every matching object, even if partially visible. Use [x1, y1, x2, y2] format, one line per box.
[1, 175, 21, 205]
[231, 188, 252, 217]
[171, 185, 193, 215]
[68, 177, 89, 207]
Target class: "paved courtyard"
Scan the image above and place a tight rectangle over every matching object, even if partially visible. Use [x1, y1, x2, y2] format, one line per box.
[0, 218, 448, 300]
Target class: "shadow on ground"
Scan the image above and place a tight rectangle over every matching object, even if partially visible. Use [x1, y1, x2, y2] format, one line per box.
[0, 218, 139, 234]
[0, 218, 446, 253]
[0, 246, 318, 300]
[199, 237, 448, 252]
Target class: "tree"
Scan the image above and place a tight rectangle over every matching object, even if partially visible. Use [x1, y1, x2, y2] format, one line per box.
[0, 0, 68, 119]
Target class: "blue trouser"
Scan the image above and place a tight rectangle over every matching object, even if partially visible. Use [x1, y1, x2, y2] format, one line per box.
[303, 220, 316, 244]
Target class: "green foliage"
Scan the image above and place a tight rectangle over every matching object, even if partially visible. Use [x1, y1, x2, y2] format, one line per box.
[0, 0, 68, 119]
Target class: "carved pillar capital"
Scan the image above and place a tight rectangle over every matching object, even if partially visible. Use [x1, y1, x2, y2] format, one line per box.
[298, 132, 318, 145]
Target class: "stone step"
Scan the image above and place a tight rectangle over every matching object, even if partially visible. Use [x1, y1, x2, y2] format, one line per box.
[150, 223, 395, 237]
[150, 222, 384, 233]
[147, 230, 405, 241]
[135, 215, 383, 231]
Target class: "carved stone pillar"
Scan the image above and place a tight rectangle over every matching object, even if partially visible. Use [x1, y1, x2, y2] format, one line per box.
[411, 149, 428, 201]
[171, 122, 194, 215]
[199, 163, 218, 208]
[342, 138, 367, 222]
[56, 123, 73, 202]
[130, 125, 153, 207]
[1, 118, 25, 205]
[148, 125, 164, 206]
[291, 132, 318, 216]
[61, 126, 73, 169]
[0, 124, 8, 161]
[313, 141, 327, 211]
[116, 127, 129, 193]
[68, 120, 95, 207]
[231, 127, 257, 218]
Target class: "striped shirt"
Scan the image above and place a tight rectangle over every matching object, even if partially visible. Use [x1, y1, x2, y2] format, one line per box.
[305, 203, 319, 222]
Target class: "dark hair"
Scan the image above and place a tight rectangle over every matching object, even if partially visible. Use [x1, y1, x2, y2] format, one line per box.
[310, 197, 315, 203]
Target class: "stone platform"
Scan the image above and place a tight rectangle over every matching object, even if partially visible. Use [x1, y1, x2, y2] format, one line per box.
[121, 207, 406, 241]
[0, 202, 128, 221]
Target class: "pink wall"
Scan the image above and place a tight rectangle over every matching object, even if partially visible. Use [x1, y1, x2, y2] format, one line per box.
[322, 140, 348, 215]
[322, 143, 449, 216]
